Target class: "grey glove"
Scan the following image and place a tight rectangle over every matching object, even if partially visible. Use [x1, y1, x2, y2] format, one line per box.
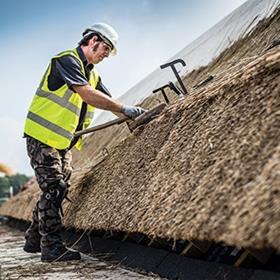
[121, 105, 146, 119]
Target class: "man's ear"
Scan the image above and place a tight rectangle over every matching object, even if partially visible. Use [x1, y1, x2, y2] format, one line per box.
[90, 35, 98, 45]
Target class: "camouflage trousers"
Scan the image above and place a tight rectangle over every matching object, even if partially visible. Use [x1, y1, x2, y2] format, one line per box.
[25, 136, 72, 249]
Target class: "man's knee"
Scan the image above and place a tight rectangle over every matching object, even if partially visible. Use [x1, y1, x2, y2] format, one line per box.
[39, 179, 69, 208]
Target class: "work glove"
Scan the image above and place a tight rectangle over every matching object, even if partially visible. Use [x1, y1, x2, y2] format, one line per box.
[121, 105, 146, 119]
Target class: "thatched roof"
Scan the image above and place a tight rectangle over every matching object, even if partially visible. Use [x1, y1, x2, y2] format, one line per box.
[61, 47, 280, 250]
[1, 178, 40, 221]
[1, 9, 279, 251]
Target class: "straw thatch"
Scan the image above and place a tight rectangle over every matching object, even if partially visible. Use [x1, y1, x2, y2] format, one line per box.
[0, 9, 279, 251]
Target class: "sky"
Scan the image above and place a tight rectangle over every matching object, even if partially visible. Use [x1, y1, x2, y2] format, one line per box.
[0, 0, 247, 175]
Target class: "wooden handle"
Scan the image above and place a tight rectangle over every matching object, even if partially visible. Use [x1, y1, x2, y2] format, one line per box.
[74, 103, 166, 137]
[74, 116, 130, 137]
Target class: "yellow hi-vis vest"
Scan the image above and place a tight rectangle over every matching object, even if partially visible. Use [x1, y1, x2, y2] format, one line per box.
[24, 48, 99, 150]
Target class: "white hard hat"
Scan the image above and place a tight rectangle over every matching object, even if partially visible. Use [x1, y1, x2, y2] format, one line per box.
[83, 23, 118, 55]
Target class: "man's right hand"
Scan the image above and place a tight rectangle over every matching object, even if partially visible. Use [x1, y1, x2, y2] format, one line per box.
[121, 105, 146, 119]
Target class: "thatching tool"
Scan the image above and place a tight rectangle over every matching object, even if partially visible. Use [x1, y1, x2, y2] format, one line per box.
[74, 103, 166, 137]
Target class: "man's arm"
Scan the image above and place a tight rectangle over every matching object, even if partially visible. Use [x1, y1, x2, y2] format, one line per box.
[73, 84, 122, 112]
[73, 84, 145, 119]
[54, 55, 144, 118]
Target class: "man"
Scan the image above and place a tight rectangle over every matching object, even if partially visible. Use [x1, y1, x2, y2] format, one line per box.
[23, 23, 145, 262]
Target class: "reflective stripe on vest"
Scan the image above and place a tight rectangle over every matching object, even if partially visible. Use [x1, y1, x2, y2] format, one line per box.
[27, 111, 73, 140]
[35, 88, 81, 115]
[24, 48, 99, 150]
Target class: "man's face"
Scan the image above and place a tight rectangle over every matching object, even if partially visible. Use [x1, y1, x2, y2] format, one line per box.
[89, 36, 112, 64]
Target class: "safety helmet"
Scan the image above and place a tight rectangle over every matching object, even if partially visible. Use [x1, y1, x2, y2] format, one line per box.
[82, 23, 118, 55]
